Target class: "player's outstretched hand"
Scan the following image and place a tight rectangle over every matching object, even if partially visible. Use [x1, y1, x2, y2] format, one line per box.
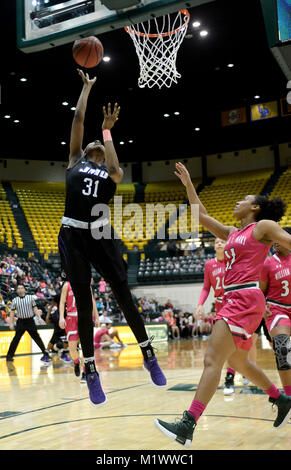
[102, 103, 120, 130]
[77, 68, 97, 87]
[174, 162, 191, 187]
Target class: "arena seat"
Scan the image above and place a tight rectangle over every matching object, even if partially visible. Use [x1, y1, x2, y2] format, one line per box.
[0, 184, 23, 249]
[145, 179, 201, 248]
[168, 168, 273, 235]
[137, 253, 209, 282]
[13, 181, 138, 255]
[12, 181, 65, 255]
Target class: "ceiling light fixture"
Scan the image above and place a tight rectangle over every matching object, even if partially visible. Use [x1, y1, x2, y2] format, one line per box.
[192, 21, 201, 28]
[200, 30, 208, 37]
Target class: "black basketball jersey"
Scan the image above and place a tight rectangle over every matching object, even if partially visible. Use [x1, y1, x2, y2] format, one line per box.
[63, 158, 116, 223]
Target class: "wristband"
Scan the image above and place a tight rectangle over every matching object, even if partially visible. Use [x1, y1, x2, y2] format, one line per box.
[102, 129, 112, 142]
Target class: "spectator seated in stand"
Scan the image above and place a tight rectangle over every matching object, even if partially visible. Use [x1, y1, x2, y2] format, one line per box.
[98, 310, 113, 324]
[96, 297, 104, 313]
[163, 308, 180, 339]
[28, 252, 39, 263]
[176, 311, 191, 339]
[192, 310, 213, 339]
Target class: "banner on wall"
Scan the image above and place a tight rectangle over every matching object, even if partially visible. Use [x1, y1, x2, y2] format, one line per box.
[108, 323, 168, 345]
[250, 101, 278, 121]
[0, 330, 31, 356]
[221, 107, 247, 126]
[0, 323, 168, 359]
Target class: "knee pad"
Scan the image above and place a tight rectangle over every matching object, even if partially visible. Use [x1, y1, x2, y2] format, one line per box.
[273, 334, 291, 371]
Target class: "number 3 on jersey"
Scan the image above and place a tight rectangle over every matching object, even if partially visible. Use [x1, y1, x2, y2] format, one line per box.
[82, 178, 99, 197]
[281, 280, 290, 297]
[225, 248, 236, 271]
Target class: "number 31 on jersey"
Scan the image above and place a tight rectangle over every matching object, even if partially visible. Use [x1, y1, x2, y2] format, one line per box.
[82, 178, 99, 197]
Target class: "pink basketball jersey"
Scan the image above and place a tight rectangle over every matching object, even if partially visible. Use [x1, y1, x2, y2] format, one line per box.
[224, 223, 271, 286]
[261, 253, 291, 305]
[204, 258, 225, 298]
[66, 282, 77, 313]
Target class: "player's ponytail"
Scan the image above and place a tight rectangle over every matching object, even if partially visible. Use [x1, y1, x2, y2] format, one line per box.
[254, 195, 286, 222]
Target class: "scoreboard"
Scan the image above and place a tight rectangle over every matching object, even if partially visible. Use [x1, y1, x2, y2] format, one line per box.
[261, 0, 291, 79]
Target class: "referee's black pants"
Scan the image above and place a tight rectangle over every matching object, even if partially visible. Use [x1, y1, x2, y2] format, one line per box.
[7, 318, 47, 359]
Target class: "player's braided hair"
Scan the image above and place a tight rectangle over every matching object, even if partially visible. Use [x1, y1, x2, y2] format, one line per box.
[254, 195, 286, 222]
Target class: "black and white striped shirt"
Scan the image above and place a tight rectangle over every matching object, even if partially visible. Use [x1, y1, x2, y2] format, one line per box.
[11, 295, 37, 319]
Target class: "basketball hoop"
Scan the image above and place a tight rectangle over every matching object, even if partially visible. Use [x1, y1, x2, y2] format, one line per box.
[125, 9, 190, 89]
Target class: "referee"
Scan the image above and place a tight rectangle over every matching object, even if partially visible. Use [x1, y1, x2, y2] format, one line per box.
[6, 284, 51, 364]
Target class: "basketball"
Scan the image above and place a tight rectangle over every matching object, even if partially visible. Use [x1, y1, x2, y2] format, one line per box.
[72, 36, 104, 68]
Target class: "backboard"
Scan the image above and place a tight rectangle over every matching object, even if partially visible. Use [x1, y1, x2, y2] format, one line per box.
[16, 0, 214, 53]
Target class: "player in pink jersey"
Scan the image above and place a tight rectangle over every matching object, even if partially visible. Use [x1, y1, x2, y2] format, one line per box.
[59, 281, 99, 382]
[196, 237, 242, 393]
[196, 237, 225, 317]
[94, 323, 124, 349]
[194, 238, 225, 338]
[154, 162, 291, 446]
[260, 227, 291, 397]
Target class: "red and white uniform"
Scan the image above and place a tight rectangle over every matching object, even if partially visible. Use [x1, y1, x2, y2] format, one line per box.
[216, 223, 271, 350]
[261, 253, 291, 332]
[65, 282, 79, 342]
[198, 257, 225, 315]
[94, 328, 109, 349]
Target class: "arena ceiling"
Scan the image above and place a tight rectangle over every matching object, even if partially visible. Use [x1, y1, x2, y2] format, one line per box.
[0, 0, 290, 164]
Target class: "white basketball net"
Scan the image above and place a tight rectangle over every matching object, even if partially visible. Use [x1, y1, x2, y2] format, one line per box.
[125, 10, 190, 89]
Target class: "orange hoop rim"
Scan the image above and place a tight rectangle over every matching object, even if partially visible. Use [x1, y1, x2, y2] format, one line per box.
[124, 9, 190, 38]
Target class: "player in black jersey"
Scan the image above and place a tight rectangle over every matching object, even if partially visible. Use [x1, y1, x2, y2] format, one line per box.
[58, 70, 166, 406]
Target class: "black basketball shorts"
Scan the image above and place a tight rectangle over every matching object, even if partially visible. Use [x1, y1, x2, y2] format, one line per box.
[58, 225, 128, 285]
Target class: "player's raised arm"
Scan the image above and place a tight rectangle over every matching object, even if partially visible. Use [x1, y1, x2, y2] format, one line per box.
[196, 262, 211, 320]
[45, 300, 57, 325]
[102, 103, 124, 183]
[175, 162, 236, 240]
[59, 282, 68, 329]
[68, 69, 97, 169]
[254, 219, 291, 250]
